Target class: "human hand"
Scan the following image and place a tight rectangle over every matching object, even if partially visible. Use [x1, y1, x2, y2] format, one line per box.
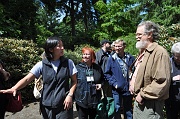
[129, 79, 135, 94]
[173, 75, 180, 81]
[0, 87, 17, 96]
[136, 93, 144, 105]
[63, 94, 73, 110]
[96, 84, 102, 90]
[129, 87, 134, 95]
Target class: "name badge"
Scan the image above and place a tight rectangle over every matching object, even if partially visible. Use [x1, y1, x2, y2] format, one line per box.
[86, 76, 94, 82]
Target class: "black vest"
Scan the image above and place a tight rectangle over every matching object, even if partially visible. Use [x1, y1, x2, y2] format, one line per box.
[41, 57, 69, 108]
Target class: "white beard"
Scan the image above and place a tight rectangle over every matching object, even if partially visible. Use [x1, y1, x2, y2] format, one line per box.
[136, 40, 148, 49]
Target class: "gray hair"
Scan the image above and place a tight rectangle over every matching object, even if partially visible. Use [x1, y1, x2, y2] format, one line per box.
[138, 21, 160, 41]
[114, 39, 126, 46]
[171, 42, 180, 54]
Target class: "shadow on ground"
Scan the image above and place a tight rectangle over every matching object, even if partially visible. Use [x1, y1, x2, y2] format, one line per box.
[5, 101, 78, 119]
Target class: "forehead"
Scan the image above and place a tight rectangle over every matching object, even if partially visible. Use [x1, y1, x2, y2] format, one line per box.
[83, 50, 91, 54]
[114, 41, 123, 46]
[136, 25, 145, 33]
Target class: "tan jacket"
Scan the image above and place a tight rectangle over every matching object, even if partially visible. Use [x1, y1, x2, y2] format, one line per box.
[134, 42, 171, 100]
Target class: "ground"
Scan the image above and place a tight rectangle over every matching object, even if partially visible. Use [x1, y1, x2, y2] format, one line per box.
[5, 101, 78, 119]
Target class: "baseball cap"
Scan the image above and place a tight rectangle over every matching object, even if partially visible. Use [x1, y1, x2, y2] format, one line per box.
[100, 39, 111, 45]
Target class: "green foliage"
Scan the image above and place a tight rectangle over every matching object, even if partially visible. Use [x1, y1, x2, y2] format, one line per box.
[0, 38, 44, 101]
[64, 44, 99, 65]
[35, 24, 53, 47]
[94, 0, 138, 40]
[135, 0, 180, 26]
[120, 33, 138, 56]
[157, 23, 180, 55]
[0, 38, 43, 81]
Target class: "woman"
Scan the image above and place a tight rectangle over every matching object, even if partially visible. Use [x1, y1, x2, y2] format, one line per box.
[0, 60, 10, 119]
[0, 37, 77, 119]
[74, 46, 104, 119]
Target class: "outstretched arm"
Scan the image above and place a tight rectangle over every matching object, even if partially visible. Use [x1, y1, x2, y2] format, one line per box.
[0, 73, 36, 96]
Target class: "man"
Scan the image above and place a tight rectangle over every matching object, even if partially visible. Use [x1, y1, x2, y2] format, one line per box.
[104, 39, 135, 119]
[129, 21, 171, 119]
[96, 39, 111, 72]
[95, 39, 112, 97]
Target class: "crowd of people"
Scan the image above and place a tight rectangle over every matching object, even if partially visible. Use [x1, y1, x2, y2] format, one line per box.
[0, 20, 179, 119]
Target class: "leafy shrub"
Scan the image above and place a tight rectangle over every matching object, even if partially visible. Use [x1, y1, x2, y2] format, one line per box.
[0, 38, 43, 101]
[158, 23, 180, 55]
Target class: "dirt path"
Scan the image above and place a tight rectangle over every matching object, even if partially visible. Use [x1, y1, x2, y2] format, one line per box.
[5, 101, 78, 119]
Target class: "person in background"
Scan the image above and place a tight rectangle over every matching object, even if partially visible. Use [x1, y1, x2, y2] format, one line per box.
[95, 39, 112, 97]
[0, 37, 77, 119]
[104, 39, 135, 119]
[0, 60, 10, 119]
[74, 46, 104, 119]
[129, 21, 171, 119]
[165, 42, 180, 119]
[110, 41, 116, 55]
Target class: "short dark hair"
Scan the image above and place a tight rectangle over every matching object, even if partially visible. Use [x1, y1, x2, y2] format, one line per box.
[100, 39, 111, 46]
[44, 37, 62, 60]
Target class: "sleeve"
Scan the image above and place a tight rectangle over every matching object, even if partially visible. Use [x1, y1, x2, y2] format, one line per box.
[68, 59, 78, 76]
[95, 51, 100, 65]
[140, 53, 171, 100]
[104, 57, 118, 88]
[30, 61, 42, 78]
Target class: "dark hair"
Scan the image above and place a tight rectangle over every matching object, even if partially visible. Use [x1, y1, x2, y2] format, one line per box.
[44, 37, 62, 60]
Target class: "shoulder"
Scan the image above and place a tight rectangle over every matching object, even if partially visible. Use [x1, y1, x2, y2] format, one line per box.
[93, 63, 101, 69]
[126, 52, 135, 59]
[96, 49, 103, 55]
[68, 59, 74, 64]
[155, 44, 169, 57]
[35, 61, 43, 68]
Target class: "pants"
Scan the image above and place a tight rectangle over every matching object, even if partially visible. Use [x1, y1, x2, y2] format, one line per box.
[165, 98, 180, 119]
[113, 94, 133, 119]
[0, 93, 7, 119]
[40, 104, 73, 119]
[133, 100, 164, 119]
[103, 80, 112, 97]
[76, 104, 97, 119]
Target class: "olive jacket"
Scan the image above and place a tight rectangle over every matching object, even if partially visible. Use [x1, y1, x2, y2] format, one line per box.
[134, 42, 171, 100]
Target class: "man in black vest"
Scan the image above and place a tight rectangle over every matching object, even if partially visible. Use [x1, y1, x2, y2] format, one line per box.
[95, 39, 112, 97]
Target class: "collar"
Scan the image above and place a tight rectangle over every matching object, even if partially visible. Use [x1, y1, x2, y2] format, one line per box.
[112, 52, 129, 60]
[145, 42, 158, 53]
[43, 56, 66, 66]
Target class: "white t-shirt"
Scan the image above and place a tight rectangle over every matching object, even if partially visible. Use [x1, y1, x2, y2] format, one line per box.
[30, 59, 77, 78]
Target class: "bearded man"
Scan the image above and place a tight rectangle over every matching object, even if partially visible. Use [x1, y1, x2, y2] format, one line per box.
[129, 21, 171, 119]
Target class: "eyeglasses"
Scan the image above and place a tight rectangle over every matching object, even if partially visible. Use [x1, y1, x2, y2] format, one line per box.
[135, 33, 147, 37]
[114, 45, 124, 48]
